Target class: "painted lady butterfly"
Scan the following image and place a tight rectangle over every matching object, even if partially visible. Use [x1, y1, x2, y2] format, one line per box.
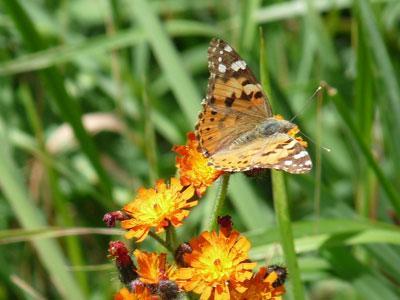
[195, 38, 312, 174]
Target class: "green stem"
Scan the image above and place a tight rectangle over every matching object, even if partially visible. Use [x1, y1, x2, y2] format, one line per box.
[206, 174, 230, 231]
[314, 91, 323, 222]
[272, 170, 306, 300]
[259, 29, 305, 298]
[148, 231, 174, 253]
[165, 226, 179, 253]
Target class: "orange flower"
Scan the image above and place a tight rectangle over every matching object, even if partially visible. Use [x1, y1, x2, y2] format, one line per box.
[133, 250, 180, 299]
[173, 132, 223, 197]
[121, 178, 197, 242]
[173, 229, 256, 300]
[230, 267, 286, 300]
[134, 250, 172, 284]
[114, 287, 153, 300]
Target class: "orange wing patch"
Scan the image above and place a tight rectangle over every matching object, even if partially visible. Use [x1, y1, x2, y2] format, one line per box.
[212, 77, 268, 116]
[195, 98, 257, 157]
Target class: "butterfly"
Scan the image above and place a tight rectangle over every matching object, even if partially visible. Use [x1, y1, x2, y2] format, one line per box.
[195, 38, 312, 174]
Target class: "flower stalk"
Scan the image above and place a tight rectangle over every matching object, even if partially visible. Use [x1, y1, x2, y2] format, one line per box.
[272, 170, 305, 300]
[148, 231, 174, 253]
[206, 174, 231, 231]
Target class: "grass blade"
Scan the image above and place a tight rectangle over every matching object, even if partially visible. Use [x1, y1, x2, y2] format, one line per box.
[0, 119, 85, 300]
[260, 32, 306, 299]
[0, 20, 216, 76]
[3, 0, 113, 202]
[132, 0, 201, 125]
[228, 175, 275, 230]
[239, 0, 261, 52]
[332, 93, 400, 214]
[356, 0, 400, 166]
[255, 0, 392, 23]
[19, 85, 89, 293]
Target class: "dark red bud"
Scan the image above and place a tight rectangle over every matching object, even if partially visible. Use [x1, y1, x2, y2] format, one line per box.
[103, 211, 127, 227]
[218, 215, 233, 236]
[158, 280, 180, 300]
[174, 242, 192, 267]
[108, 241, 137, 285]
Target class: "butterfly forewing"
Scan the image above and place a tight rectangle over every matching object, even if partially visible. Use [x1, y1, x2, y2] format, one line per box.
[206, 38, 272, 118]
[196, 38, 272, 156]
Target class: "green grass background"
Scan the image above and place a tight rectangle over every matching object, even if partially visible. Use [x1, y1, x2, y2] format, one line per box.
[1, 0, 400, 299]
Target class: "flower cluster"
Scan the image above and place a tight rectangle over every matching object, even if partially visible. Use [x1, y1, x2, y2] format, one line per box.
[110, 241, 178, 300]
[104, 133, 287, 299]
[104, 132, 222, 243]
[109, 217, 286, 299]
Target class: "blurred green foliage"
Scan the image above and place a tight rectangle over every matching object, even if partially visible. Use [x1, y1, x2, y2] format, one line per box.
[0, 0, 400, 299]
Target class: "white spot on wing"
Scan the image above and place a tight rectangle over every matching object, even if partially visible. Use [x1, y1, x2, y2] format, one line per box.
[304, 160, 312, 166]
[218, 64, 226, 73]
[293, 151, 308, 159]
[224, 45, 232, 52]
[284, 160, 293, 166]
[231, 60, 247, 71]
[284, 140, 297, 150]
[243, 84, 257, 94]
[218, 57, 222, 62]
[219, 50, 223, 54]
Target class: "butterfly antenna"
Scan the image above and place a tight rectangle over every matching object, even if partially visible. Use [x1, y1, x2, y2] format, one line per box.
[298, 130, 331, 152]
[289, 86, 323, 123]
[290, 81, 338, 123]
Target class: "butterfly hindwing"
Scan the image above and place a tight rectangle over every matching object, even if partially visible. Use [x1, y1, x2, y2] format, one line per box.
[208, 133, 312, 174]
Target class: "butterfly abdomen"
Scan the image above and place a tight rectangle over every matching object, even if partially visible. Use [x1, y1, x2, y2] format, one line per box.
[230, 131, 258, 147]
[227, 119, 296, 149]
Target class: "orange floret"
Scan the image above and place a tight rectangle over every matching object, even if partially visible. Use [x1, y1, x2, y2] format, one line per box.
[173, 229, 256, 300]
[134, 250, 173, 284]
[121, 178, 196, 242]
[231, 267, 286, 300]
[173, 132, 223, 197]
[114, 287, 154, 300]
